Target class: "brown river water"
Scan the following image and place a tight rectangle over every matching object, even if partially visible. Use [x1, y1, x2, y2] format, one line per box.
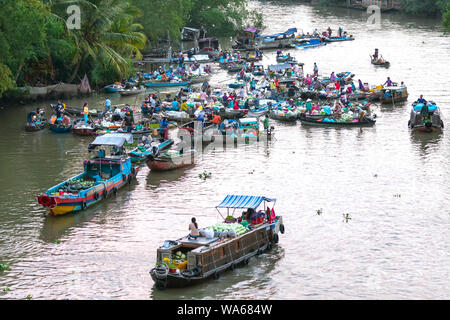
[0, 2, 449, 299]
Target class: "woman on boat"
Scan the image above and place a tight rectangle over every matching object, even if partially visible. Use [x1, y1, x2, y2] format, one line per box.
[330, 72, 336, 83]
[306, 99, 313, 114]
[188, 218, 200, 240]
[373, 49, 379, 60]
[384, 77, 393, 87]
[82, 103, 89, 126]
[358, 79, 364, 91]
[313, 63, 318, 77]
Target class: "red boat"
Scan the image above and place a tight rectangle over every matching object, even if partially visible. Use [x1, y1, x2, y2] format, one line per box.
[146, 150, 195, 171]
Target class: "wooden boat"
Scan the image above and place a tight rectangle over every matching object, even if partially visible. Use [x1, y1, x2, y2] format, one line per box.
[296, 38, 326, 49]
[72, 121, 97, 136]
[299, 113, 376, 126]
[146, 148, 195, 171]
[325, 36, 355, 42]
[119, 88, 146, 96]
[128, 138, 174, 163]
[37, 133, 138, 216]
[408, 102, 444, 133]
[64, 106, 99, 117]
[149, 195, 284, 289]
[269, 109, 297, 122]
[25, 119, 48, 132]
[145, 81, 189, 88]
[104, 84, 123, 93]
[276, 55, 295, 63]
[49, 115, 72, 133]
[228, 81, 245, 89]
[247, 106, 269, 118]
[220, 107, 247, 119]
[380, 86, 408, 104]
[178, 120, 216, 142]
[371, 57, 390, 68]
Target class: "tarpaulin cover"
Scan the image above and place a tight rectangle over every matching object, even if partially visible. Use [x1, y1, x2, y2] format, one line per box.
[89, 133, 133, 148]
[216, 195, 276, 210]
[268, 63, 292, 71]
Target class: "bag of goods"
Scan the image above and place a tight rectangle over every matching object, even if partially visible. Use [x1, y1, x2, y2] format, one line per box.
[227, 230, 237, 238]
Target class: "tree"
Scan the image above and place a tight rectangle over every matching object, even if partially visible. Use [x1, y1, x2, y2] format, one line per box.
[51, 0, 147, 83]
[443, 2, 450, 32]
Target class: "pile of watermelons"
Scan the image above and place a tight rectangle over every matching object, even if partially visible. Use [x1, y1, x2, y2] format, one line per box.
[62, 178, 95, 193]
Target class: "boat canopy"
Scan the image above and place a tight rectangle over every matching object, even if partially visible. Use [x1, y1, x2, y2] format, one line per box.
[259, 28, 297, 39]
[245, 27, 263, 33]
[89, 133, 133, 149]
[216, 195, 276, 210]
[268, 63, 292, 72]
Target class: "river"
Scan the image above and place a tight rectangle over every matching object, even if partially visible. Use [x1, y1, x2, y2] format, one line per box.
[0, 2, 449, 299]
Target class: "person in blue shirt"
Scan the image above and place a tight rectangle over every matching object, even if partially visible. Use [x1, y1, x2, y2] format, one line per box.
[417, 95, 427, 104]
[172, 99, 179, 110]
[159, 117, 168, 141]
[104, 97, 111, 113]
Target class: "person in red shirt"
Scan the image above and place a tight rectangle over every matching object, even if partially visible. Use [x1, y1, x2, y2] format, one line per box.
[233, 99, 239, 110]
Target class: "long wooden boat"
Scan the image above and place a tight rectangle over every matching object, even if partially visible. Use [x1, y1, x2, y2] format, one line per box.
[64, 106, 99, 117]
[119, 88, 146, 96]
[380, 86, 408, 104]
[270, 109, 297, 122]
[49, 115, 72, 133]
[149, 195, 284, 289]
[146, 149, 195, 171]
[104, 84, 123, 93]
[371, 58, 390, 68]
[37, 133, 138, 216]
[178, 121, 216, 142]
[145, 81, 189, 88]
[325, 36, 355, 42]
[128, 138, 174, 163]
[299, 113, 376, 126]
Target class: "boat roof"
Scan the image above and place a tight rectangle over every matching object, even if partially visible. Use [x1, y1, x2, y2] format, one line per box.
[216, 195, 276, 210]
[89, 133, 133, 148]
[268, 63, 293, 71]
[239, 118, 258, 124]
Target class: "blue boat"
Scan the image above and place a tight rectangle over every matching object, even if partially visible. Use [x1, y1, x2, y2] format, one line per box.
[104, 84, 123, 93]
[128, 139, 174, 163]
[37, 133, 139, 216]
[296, 38, 326, 49]
[228, 81, 246, 89]
[49, 115, 72, 133]
[145, 81, 189, 88]
[325, 36, 355, 42]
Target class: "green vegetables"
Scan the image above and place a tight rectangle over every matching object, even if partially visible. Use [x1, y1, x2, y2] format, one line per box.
[61, 178, 95, 193]
[209, 223, 248, 236]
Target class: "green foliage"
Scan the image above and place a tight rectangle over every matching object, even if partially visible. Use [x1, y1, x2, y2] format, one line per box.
[0, 64, 14, 98]
[0, 263, 11, 271]
[401, 0, 449, 16]
[443, 2, 450, 32]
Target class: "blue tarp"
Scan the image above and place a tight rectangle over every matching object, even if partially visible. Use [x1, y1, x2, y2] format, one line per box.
[259, 28, 297, 39]
[216, 195, 276, 210]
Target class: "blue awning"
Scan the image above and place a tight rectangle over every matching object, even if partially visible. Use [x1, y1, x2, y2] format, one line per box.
[216, 195, 276, 210]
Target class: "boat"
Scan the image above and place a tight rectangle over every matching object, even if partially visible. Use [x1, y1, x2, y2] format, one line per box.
[64, 106, 99, 117]
[49, 115, 72, 133]
[163, 110, 191, 123]
[371, 57, 390, 68]
[72, 121, 97, 136]
[220, 107, 247, 119]
[104, 83, 124, 93]
[325, 35, 355, 42]
[276, 55, 296, 63]
[380, 86, 408, 104]
[37, 133, 138, 216]
[146, 148, 195, 171]
[296, 38, 326, 49]
[228, 81, 246, 89]
[298, 113, 376, 126]
[149, 195, 284, 289]
[145, 80, 189, 88]
[25, 119, 48, 132]
[178, 120, 216, 142]
[269, 108, 297, 122]
[119, 88, 146, 96]
[247, 106, 269, 118]
[408, 102, 444, 133]
[128, 138, 174, 163]
[233, 27, 297, 50]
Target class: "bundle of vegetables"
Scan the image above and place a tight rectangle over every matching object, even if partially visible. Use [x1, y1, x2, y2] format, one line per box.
[173, 251, 187, 260]
[62, 178, 95, 193]
[208, 222, 248, 236]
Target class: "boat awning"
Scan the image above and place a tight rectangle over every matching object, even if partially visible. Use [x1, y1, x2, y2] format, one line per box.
[245, 27, 263, 33]
[216, 195, 276, 210]
[89, 133, 133, 148]
[259, 28, 297, 39]
[268, 63, 292, 71]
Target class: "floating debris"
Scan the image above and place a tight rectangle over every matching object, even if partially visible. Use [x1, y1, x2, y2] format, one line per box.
[343, 213, 352, 223]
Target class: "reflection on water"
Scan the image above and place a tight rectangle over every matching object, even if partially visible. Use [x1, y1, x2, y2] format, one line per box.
[0, 1, 449, 300]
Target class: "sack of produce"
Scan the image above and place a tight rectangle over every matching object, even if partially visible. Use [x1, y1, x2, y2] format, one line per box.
[227, 230, 237, 238]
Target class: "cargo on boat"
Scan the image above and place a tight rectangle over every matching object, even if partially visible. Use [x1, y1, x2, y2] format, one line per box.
[408, 101, 444, 133]
[380, 86, 408, 104]
[149, 195, 284, 289]
[37, 133, 138, 216]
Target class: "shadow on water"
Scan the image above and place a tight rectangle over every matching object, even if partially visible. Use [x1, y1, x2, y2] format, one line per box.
[149, 246, 285, 300]
[409, 129, 443, 157]
[146, 166, 195, 189]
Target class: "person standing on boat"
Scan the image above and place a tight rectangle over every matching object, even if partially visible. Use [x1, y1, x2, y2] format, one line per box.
[82, 103, 89, 126]
[306, 98, 313, 114]
[384, 77, 393, 87]
[159, 117, 168, 141]
[55, 100, 65, 119]
[358, 79, 364, 91]
[123, 112, 134, 133]
[313, 63, 318, 77]
[373, 49, 379, 60]
[330, 72, 336, 83]
[338, 27, 343, 37]
[188, 218, 200, 240]
[327, 27, 332, 37]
